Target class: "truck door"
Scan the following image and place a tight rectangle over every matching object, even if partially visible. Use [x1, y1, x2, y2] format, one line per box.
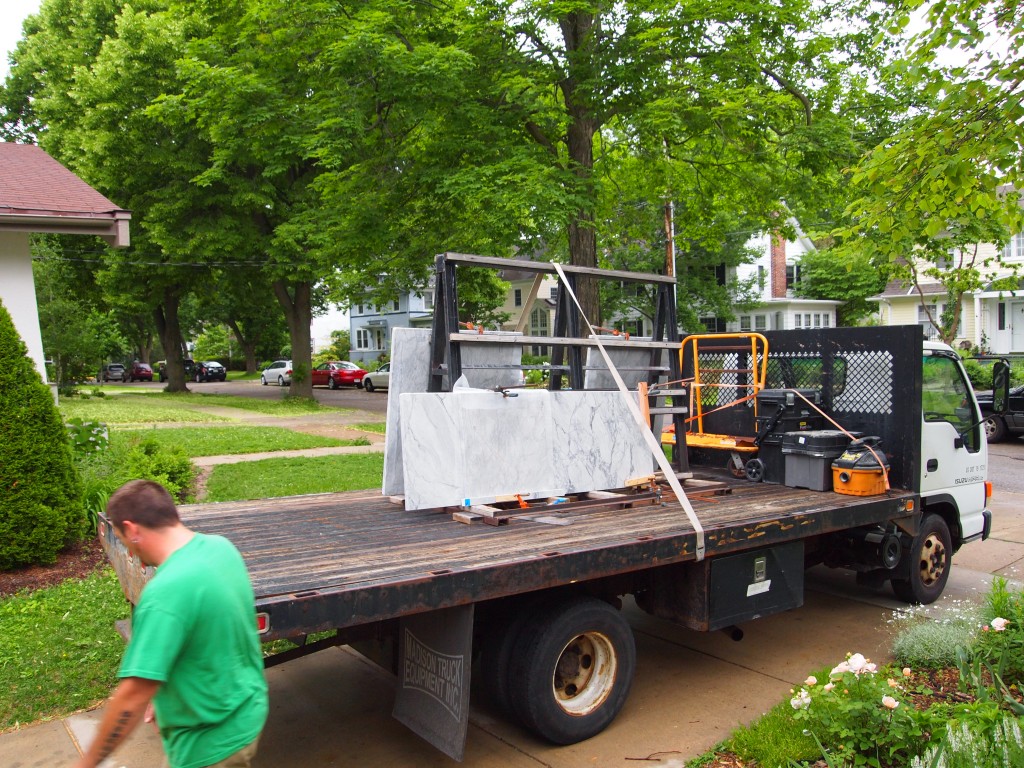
[919, 350, 987, 540]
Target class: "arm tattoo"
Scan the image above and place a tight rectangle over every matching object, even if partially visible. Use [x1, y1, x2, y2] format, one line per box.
[97, 710, 133, 759]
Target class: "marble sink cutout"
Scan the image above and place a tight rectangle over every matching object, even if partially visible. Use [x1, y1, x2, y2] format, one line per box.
[399, 388, 653, 511]
[382, 328, 526, 497]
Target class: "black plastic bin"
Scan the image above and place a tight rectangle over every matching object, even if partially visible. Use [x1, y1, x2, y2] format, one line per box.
[781, 430, 861, 491]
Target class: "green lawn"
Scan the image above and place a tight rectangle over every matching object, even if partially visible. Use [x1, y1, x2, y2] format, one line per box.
[60, 391, 344, 425]
[352, 422, 386, 434]
[204, 454, 384, 501]
[111, 426, 368, 457]
[0, 570, 128, 730]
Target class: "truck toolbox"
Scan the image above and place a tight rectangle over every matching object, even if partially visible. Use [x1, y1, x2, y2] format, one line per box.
[755, 388, 824, 435]
[832, 438, 890, 497]
[782, 430, 861, 492]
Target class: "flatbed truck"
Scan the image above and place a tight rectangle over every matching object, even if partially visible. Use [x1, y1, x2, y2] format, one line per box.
[100, 254, 1006, 760]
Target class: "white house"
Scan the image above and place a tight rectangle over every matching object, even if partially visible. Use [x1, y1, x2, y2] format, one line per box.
[0, 143, 131, 381]
[720, 219, 840, 333]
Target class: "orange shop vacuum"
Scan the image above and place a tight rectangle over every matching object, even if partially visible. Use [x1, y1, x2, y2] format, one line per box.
[832, 436, 889, 497]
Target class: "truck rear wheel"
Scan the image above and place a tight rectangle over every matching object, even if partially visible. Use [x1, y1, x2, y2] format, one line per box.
[478, 605, 535, 716]
[507, 597, 635, 745]
[891, 514, 952, 605]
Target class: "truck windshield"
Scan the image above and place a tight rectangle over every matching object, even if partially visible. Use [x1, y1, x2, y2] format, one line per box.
[922, 354, 979, 452]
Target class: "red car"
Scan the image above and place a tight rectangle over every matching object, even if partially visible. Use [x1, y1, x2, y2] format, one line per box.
[126, 361, 154, 382]
[311, 361, 368, 389]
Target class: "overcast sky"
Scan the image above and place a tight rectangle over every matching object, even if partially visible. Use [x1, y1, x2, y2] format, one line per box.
[1, 0, 41, 82]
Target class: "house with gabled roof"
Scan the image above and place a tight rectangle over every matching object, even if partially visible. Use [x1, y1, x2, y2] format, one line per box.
[0, 142, 131, 381]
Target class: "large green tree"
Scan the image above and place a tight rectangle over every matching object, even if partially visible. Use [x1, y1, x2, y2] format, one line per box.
[837, 0, 1024, 343]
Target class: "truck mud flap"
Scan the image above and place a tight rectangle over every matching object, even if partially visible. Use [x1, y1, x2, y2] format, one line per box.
[393, 604, 474, 761]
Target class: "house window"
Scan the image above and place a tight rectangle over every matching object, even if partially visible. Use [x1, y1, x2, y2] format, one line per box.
[634, 319, 645, 337]
[822, 314, 831, 328]
[794, 314, 802, 329]
[754, 315, 767, 331]
[1003, 233, 1024, 262]
[514, 288, 523, 307]
[373, 329, 386, 350]
[999, 302, 1007, 331]
[757, 266, 765, 292]
[550, 286, 559, 300]
[356, 329, 370, 349]
[356, 304, 364, 316]
[392, 299, 400, 311]
[739, 315, 752, 332]
[422, 291, 434, 309]
[699, 316, 727, 332]
[813, 313, 821, 328]
[917, 303, 945, 340]
[786, 264, 801, 290]
[529, 308, 549, 355]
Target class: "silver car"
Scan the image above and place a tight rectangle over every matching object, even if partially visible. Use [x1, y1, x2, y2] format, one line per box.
[362, 363, 390, 392]
[260, 360, 293, 386]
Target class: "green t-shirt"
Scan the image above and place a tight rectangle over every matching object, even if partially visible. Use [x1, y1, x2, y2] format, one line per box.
[119, 533, 268, 768]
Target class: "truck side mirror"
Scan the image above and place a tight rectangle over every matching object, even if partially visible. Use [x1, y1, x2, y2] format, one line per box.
[993, 361, 1010, 415]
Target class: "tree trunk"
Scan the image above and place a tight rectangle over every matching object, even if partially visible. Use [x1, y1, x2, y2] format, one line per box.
[226, 319, 259, 374]
[154, 291, 188, 393]
[272, 279, 313, 398]
[560, 11, 601, 325]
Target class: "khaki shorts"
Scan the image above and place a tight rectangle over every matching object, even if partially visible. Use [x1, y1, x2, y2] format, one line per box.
[161, 737, 260, 768]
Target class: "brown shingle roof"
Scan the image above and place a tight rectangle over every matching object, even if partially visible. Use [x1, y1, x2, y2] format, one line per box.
[0, 142, 125, 214]
[0, 142, 130, 245]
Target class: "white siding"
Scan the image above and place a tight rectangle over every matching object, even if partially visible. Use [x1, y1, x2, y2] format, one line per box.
[0, 232, 46, 381]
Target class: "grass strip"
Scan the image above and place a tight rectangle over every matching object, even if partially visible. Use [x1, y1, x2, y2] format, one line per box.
[110, 426, 366, 458]
[204, 454, 384, 501]
[0, 569, 128, 731]
[352, 422, 387, 434]
[60, 397, 230, 424]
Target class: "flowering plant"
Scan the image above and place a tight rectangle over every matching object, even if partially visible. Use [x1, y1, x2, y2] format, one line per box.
[791, 653, 928, 767]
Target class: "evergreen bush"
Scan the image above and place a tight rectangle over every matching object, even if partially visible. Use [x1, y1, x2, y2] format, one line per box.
[0, 299, 85, 569]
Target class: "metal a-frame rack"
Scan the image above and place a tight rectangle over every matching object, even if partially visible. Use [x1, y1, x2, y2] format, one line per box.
[427, 252, 690, 474]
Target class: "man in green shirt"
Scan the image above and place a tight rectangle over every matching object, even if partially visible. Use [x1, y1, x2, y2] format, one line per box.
[75, 480, 269, 768]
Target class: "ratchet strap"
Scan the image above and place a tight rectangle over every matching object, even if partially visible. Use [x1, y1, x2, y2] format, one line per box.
[551, 262, 705, 561]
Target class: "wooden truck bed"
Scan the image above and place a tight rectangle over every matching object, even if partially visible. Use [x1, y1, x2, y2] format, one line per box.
[115, 470, 913, 640]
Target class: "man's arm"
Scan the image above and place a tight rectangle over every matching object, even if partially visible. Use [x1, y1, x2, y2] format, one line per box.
[73, 677, 161, 768]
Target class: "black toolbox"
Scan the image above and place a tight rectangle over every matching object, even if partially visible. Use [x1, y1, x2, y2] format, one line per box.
[781, 430, 861, 491]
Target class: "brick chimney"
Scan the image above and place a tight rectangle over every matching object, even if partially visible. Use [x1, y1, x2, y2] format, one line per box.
[770, 232, 787, 298]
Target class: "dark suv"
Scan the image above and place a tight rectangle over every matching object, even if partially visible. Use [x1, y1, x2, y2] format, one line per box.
[158, 359, 197, 382]
[126, 361, 154, 382]
[977, 385, 1024, 442]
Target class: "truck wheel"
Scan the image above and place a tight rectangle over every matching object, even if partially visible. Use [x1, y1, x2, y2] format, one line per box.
[478, 605, 537, 716]
[507, 597, 635, 745]
[984, 416, 1007, 443]
[891, 514, 952, 605]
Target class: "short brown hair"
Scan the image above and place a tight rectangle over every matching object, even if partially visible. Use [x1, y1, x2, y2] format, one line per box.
[106, 480, 180, 530]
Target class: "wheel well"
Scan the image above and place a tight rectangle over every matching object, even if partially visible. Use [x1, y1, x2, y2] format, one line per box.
[920, 497, 962, 551]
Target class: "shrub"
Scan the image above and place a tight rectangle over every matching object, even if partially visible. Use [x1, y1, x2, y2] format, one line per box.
[910, 714, 1024, 767]
[76, 434, 196, 509]
[890, 601, 980, 669]
[0, 300, 85, 569]
[790, 653, 930, 767]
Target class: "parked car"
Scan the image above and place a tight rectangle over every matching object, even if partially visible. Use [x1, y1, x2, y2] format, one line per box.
[311, 361, 367, 389]
[261, 360, 293, 386]
[157, 359, 197, 382]
[126, 361, 153, 382]
[977, 384, 1024, 442]
[194, 361, 227, 383]
[100, 363, 127, 382]
[361, 363, 390, 392]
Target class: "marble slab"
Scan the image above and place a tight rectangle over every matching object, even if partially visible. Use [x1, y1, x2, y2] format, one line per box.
[584, 343, 666, 390]
[399, 389, 654, 511]
[550, 391, 654, 492]
[383, 329, 528, 496]
[382, 328, 433, 496]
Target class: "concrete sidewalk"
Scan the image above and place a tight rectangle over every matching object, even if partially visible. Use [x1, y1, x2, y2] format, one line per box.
[6, 491, 1023, 767]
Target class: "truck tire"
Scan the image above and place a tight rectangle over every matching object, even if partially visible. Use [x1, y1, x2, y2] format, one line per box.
[984, 416, 1007, 443]
[478, 605, 537, 716]
[507, 597, 635, 745]
[891, 514, 952, 605]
